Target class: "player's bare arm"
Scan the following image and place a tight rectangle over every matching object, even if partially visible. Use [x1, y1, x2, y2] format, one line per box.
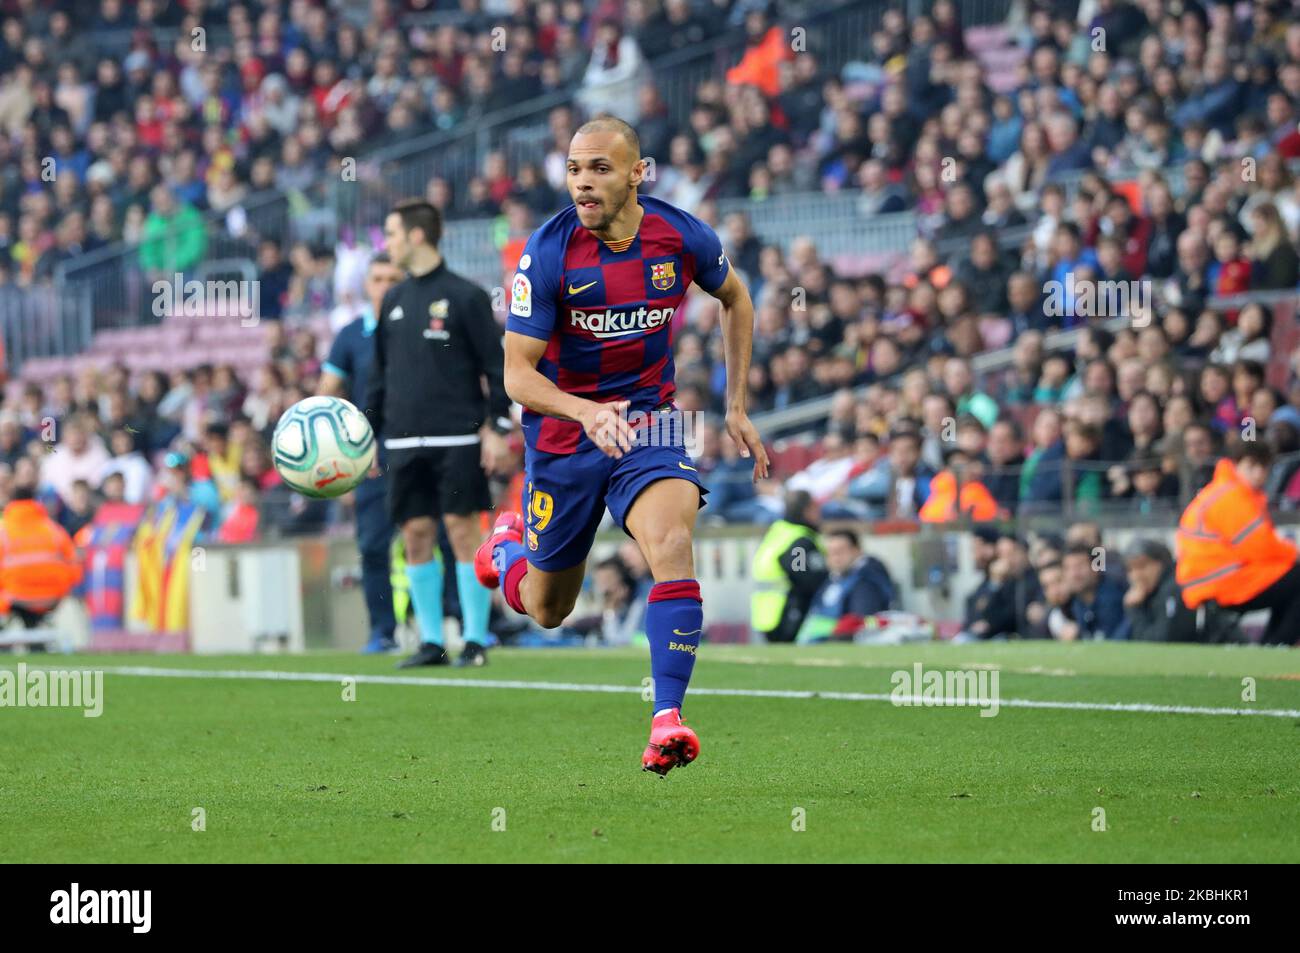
[316, 372, 345, 398]
[503, 330, 636, 459]
[709, 267, 770, 480]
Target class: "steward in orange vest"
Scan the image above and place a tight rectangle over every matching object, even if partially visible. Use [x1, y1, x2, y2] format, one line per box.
[724, 22, 793, 98]
[0, 486, 83, 624]
[1175, 444, 1300, 645]
[920, 464, 1001, 523]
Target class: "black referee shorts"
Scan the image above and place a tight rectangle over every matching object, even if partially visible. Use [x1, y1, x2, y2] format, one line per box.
[384, 438, 492, 525]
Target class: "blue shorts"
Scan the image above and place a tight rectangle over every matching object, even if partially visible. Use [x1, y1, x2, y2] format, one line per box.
[522, 438, 707, 572]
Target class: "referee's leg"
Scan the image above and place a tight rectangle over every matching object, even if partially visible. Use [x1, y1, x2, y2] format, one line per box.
[355, 476, 397, 652]
[390, 449, 451, 667]
[441, 443, 496, 658]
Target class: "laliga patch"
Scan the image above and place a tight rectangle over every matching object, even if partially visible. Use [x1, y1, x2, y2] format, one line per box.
[511, 273, 532, 317]
[424, 299, 451, 340]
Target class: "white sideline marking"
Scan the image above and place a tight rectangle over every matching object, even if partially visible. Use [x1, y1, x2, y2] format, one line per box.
[33, 665, 1300, 720]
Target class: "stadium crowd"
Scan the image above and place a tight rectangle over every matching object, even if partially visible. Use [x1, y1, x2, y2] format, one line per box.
[0, 0, 775, 284]
[3, 2, 1300, 643]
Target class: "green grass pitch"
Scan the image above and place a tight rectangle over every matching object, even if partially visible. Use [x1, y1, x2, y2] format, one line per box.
[2, 642, 1297, 863]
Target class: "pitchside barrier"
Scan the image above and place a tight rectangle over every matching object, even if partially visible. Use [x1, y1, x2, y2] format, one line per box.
[25, 516, 1294, 654]
[27, 527, 953, 652]
[38, 518, 1280, 653]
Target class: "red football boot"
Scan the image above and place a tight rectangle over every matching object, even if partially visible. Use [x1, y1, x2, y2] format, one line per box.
[473, 511, 524, 589]
[641, 708, 700, 776]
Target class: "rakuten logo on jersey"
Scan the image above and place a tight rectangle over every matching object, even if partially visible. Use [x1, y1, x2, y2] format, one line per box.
[570, 306, 674, 339]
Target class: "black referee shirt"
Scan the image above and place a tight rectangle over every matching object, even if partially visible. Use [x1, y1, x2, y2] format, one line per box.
[363, 259, 511, 443]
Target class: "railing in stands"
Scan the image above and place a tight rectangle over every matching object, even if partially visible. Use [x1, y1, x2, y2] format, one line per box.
[751, 290, 1300, 439]
[14, 0, 1024, 370]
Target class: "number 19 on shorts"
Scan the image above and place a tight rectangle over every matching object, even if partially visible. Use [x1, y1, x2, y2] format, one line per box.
[526, 481, 553, 550]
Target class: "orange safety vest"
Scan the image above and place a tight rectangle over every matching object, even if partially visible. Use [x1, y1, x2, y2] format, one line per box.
[0, 499, 83, 612]
[724, 26, 793, 98]
[919, 470, 1000, 523]
[1175, 458, 1297, 608]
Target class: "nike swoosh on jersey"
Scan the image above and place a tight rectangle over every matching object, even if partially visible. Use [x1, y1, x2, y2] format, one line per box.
[567, 281, 598, 296]
[672, 628, 703, 637]
[678, 461, 697, 472]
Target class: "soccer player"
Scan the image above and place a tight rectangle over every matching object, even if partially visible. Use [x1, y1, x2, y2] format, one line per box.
[364, 200, 514, 668]
[319, 251, 404, 653]
[474, 117, 770, 774]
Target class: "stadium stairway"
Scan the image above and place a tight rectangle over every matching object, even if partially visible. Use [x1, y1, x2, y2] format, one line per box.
[7, 310, 335, 400]
[963, 24, 1026, 95]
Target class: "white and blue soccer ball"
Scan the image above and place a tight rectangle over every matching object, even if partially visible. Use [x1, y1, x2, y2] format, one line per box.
[272, 395, 376, 499]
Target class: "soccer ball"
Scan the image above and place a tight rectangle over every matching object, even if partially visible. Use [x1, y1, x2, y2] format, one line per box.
[272, 395, 376, 499]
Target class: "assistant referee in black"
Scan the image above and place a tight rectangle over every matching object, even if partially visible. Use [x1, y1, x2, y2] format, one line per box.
[364, 199, 513, 668]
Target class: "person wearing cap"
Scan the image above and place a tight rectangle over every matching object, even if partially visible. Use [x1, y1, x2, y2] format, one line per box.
[1176, 442, 1300, 645]
[1124, 538, 1241, 643]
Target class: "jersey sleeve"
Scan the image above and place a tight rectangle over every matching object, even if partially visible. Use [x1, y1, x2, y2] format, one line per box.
[363, 288, 398, 437]
[506, 230, 560, 340]
[463, 285, 512, 426]
[322, 326, 353, 381]
[680, 211, 729, 293]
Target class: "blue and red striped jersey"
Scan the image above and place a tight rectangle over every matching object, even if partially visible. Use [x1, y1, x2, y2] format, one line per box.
[506, 194, 729, 454]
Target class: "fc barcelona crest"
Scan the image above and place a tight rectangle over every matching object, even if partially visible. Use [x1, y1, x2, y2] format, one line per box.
[650, 261, 677, 291]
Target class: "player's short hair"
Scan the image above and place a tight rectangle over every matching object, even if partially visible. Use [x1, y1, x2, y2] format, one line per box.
[390, 199, 442, 249]
[573, 115, 641, 162]
[369, 251, 392, 268]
